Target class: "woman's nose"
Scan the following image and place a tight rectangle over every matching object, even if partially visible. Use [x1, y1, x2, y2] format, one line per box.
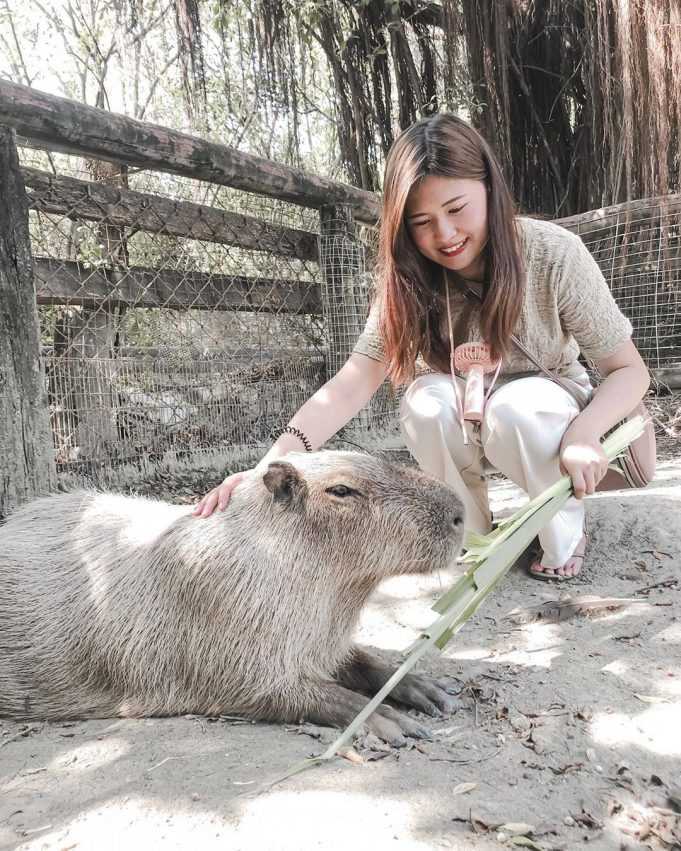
[434, 220, 458, 244]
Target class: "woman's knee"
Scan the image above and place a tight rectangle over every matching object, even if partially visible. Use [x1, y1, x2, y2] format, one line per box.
[482, 378, 577, 447]
[484, 392, 535, 439]
[399, 373, 460, 450]
[399, 373, 457, 425]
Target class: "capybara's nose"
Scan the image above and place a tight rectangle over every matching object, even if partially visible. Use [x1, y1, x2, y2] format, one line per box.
[448, 513, 465, 543]
[438, 495, 464, 538]
[443, 491, 465, 525]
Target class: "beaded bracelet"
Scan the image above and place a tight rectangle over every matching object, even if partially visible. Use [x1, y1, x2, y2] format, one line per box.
[282, 425, 312, 452]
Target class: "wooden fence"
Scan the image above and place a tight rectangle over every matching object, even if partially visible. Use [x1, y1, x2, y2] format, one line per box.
[1, 80, 680, 516]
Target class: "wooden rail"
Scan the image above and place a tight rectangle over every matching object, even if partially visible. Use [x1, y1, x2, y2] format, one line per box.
[33, 258, 323, 314]
[555, 194, 681, 237]
[0, 81, 381, 224]
[23, 168, 319, 261]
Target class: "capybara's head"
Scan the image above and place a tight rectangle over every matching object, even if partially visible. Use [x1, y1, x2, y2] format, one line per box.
[252, 450, 464, 582]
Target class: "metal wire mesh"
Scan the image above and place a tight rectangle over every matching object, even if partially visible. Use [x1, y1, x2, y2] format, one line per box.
[15, 145, 681, 486]
[317, 209, 399, 441]
[558, 199, 681, 371]
[21, 148, 331, 480]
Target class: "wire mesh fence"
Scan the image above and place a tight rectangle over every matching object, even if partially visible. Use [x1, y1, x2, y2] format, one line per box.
[15, 145, 681, 487]
[20, 149, 331, 479]
[556, 198, 681, 372]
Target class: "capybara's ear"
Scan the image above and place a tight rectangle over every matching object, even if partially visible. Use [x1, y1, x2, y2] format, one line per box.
[262, 461, 307, 504]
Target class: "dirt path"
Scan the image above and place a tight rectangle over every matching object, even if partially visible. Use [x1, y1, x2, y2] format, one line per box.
[2, 462, 680, 851]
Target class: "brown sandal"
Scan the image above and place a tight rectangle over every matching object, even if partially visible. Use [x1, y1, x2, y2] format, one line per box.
[528, 526, 588, 583]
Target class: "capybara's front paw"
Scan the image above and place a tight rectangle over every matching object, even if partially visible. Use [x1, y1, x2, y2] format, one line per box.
[366, 704, 432, 747]
[389, 673, 463, 716]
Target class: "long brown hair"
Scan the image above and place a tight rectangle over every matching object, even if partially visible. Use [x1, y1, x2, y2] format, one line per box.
[376, 113, 524, 385]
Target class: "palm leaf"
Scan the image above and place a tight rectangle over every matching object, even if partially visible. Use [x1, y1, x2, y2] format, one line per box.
[272, 416, 646, 779]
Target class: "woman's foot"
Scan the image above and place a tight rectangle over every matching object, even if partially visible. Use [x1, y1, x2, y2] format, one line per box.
[528, 532, 587, 582]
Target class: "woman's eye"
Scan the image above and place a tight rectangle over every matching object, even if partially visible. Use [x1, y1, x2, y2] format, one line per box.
[326, 485, 356, 498]
[412, 207, 464, 227]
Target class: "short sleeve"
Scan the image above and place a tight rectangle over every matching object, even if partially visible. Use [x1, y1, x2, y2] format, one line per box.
[557, 234, 633, 363]
[352, 298, 386, 363]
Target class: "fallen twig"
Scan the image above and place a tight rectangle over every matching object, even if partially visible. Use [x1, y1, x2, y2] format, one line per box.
[0, 725, 41, 749]
[21, 824, 52, 836]
[506, 595, 644, 625]
[428, 746, 502, 765]
[634, 577, 679, 596]
[146, 756, 184, 773]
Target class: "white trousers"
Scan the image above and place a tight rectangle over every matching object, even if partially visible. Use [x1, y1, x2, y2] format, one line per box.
[399, 373, 586, 566]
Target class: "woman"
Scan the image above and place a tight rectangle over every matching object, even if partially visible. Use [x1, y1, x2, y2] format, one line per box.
[194, 113, 650, 581]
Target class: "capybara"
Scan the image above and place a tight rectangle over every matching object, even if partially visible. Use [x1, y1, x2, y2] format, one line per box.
[0, 451, 464, 744]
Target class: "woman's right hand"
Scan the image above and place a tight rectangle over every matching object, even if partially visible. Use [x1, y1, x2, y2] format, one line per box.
[192, 469, 254, 518]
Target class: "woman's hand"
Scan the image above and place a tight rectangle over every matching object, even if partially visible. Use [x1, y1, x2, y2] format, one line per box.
[192, 469, 254, 518]
[559, 436, 609, 499]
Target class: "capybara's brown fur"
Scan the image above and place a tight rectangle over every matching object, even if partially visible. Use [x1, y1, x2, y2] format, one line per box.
[0, 451, 464, 743]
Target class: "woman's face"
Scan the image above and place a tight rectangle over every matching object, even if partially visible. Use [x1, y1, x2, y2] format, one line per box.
[404, 175, 489, 281]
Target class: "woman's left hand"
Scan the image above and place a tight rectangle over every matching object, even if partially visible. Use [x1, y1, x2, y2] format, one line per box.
[559, 436, 609, 499]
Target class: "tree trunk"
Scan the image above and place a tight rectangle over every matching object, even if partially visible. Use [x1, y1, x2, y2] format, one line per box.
[0, 126, 56, 518]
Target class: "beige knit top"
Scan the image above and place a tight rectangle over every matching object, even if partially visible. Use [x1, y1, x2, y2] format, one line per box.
[352, 216, 633, 384]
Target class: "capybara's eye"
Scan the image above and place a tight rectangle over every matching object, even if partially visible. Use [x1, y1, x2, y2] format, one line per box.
[325, 485, 357, 498]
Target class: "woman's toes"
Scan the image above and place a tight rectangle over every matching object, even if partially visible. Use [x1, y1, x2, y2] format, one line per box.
[530, 560, 555, 577]
[564, 559, 580, 577]
[531, 535, 586, 579]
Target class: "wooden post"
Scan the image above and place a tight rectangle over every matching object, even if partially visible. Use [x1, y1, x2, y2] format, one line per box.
[0, 127, 55, 517]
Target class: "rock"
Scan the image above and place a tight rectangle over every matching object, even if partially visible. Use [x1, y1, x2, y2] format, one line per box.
[510, 714, 531, 733]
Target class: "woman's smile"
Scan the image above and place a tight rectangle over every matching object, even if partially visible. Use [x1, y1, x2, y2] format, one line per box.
[439, 237, 469, 257]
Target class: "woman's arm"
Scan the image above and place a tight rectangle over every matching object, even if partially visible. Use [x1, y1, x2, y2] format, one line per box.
[564, 339, 650, 437]
[254, 353, 389, 471]
[194, 353, 388, 516]
[559, 338, 650, 497]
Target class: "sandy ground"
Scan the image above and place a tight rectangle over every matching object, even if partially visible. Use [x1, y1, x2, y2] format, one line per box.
[1, 460, 680, 851]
